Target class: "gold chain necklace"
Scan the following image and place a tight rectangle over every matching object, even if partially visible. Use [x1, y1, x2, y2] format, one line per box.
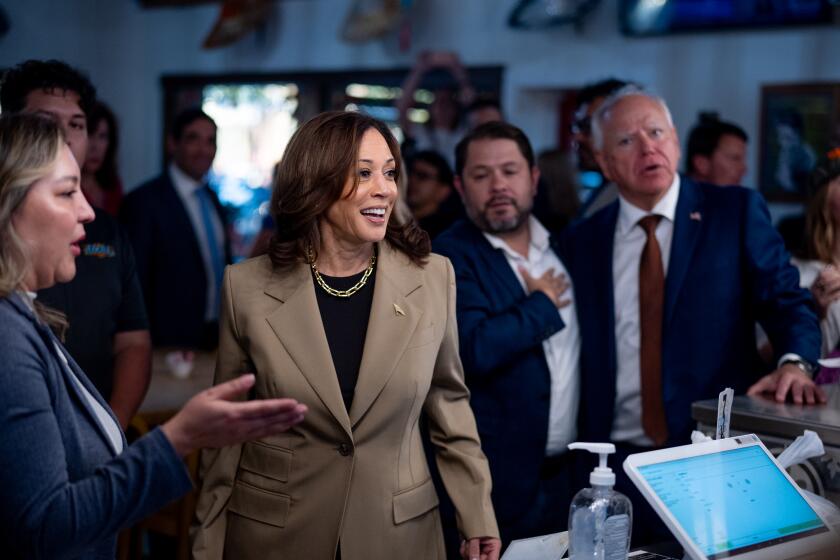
[309, 247, 376, 298]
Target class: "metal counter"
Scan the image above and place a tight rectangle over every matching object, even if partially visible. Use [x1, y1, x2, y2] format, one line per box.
[692, 383, 840, 504]
[692, 384, 840, 447]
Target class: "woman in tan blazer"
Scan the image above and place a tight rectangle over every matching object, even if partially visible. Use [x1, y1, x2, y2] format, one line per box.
[192, 111, 499, 560]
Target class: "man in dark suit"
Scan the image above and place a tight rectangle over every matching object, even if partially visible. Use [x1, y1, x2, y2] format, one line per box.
[434, 122, 578, 547]
[562, 86, 825, 542]
[121, 108, 231, 349]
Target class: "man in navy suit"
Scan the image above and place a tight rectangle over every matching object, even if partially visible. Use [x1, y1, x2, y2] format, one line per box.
[121, 108, 231, 349]
[563, 86, 825, 542]
[435, 122, 579, 547]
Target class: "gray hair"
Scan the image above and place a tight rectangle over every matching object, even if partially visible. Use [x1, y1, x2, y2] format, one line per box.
[590, 85, 674, 151]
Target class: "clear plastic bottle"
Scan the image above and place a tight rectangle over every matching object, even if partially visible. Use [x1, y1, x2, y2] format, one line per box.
[568, 442, 632, 560]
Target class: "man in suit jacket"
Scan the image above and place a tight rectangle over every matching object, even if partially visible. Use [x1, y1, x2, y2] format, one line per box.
[121, 108, 231, 349]
[562, 86, 825, 541]
[434, 122, 579, 546]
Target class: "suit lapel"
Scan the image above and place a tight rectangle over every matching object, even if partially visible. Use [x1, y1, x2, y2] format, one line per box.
[349, 244, 422, 427]
[467, 222, 526, 301]
[664, 178, 704, 326]
[162, 173, 210, 278]
[11, 294, 123, 454]
[264, 264, 352, 438]
[590, 204, 619, 379]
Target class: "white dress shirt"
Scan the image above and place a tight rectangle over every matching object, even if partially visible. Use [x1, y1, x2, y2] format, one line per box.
[611, 175, 680, 446]
[484, 216, 580, 455]
[169, 162, 225, 321]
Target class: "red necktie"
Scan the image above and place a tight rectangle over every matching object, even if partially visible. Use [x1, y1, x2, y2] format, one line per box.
[638, 215, 668, 446]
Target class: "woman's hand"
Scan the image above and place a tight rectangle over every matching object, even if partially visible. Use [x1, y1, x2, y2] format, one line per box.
[811, 265, 840, 318]
[161, 374, 307, 457]
[461, 536, 501, 560]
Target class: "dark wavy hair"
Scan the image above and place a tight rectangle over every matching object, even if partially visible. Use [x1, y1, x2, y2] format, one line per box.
[1, 59, 96, 117]
[685, 113, 748, 175]
[86, 101, 121, 191]
[268, 111, 430, 270]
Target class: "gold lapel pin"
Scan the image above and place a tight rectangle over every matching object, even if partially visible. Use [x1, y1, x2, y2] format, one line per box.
[393, 303, 406, 316]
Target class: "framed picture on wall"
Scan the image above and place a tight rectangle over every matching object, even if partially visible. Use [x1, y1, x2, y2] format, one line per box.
[759, 83, 840, 202]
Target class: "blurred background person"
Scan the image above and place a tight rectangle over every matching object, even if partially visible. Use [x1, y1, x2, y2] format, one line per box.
[122, 108, 232, 350]
[572, 78, 633, 219]
[465, 95, 503, 130]
[405, 149, 464, 239]
[685, 112, 748, 187]
[397, 51, 475, 167]
[532, 148, 581, 232]
[0, 112, 307, 560]
[193, 111, 500, 560]
[793, 151, 840, 384]
[82, 100, 124, 216]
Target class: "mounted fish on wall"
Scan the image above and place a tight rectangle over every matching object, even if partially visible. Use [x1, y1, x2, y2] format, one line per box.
[341, 0, 413, 50]
[138, 0, 275, 49]
[507, 0, 600, 30]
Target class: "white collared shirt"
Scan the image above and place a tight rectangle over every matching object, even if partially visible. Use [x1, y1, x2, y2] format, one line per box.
[484, 216, 580, 455]
[611, 174, 680, 446]
[169, 162, 225, 321]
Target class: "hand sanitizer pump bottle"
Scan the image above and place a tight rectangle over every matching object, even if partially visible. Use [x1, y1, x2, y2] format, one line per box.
[568, 442, 632, 560]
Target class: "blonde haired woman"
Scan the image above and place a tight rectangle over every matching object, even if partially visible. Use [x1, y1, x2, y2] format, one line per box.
[794, 152, 840, 383]
[0, 112, 307, 559]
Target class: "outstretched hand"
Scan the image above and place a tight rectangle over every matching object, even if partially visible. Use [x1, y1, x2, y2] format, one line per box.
[162, 374, 307, 457]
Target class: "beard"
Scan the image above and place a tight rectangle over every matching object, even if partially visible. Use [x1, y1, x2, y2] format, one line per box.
[469, 195, 531, 234]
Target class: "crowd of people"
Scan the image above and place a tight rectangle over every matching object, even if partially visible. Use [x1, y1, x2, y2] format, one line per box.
[0, 52, 837, 560]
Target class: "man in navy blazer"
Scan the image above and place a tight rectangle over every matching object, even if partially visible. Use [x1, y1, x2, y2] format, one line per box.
[121, 108, 231, 349]
[435, 122, 579, 547]
[562, 87, 825, 540]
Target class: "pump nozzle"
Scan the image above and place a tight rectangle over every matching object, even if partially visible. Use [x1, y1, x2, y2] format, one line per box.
[568, 442, 616, 486]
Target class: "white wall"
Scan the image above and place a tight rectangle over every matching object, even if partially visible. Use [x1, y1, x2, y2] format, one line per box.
[2, 0, 840, 193]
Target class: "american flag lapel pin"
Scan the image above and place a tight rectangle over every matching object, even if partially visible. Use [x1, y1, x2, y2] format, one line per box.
[689, 211, 702, 222]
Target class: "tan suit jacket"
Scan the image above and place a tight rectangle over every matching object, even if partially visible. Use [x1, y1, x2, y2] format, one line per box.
[192, 243, 498, 559]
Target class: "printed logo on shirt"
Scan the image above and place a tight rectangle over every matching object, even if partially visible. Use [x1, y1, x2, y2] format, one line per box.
[83, 243, 116, 259]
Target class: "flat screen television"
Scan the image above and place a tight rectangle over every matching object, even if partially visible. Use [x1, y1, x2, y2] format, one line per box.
[620, 0, 835, 37]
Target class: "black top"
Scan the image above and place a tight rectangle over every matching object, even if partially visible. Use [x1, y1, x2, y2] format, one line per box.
[38, 208, 149, 400]
[313, 267, 375, 411]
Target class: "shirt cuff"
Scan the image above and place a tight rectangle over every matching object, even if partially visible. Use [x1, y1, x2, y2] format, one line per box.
[777, 353, 815, 377]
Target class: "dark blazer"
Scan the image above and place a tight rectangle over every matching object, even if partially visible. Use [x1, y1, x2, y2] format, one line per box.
[0, 293, 191, 560]
[433, 220, 566, 525]
[562, 178, 820, 446]
[121, 171, 231, 348]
